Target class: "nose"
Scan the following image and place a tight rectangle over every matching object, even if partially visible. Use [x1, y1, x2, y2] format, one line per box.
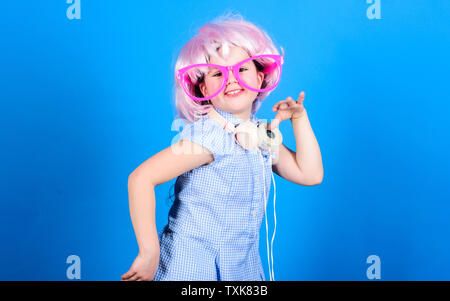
[226, 66, 238, 84]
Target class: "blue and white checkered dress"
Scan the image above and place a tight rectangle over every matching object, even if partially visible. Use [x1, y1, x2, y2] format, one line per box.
[153, 107, 273, 281]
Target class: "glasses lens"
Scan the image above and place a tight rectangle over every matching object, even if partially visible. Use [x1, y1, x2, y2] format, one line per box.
[237, 56, 281, 92]
[181, 65, 225, 100]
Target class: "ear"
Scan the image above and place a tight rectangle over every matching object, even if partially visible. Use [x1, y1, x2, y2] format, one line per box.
[199, 82, 208, 97]
[257, 71, 265, 88]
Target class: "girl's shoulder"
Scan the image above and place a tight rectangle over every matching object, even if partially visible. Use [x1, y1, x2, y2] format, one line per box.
[178, 116, 233, 157]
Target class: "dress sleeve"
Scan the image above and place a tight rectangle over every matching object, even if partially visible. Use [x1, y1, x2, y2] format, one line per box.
[177, 118, 228, 158]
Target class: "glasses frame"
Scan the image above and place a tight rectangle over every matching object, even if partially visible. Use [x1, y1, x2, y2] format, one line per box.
[176, 48, 285, 102]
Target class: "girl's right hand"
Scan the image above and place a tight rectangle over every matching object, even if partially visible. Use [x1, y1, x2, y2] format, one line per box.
[121, 247, 160, 281]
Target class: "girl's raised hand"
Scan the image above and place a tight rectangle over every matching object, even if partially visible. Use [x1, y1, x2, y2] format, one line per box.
[267, 91, 306, 130]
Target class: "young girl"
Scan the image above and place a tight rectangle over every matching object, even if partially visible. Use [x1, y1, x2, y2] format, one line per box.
[121, 14, 323, 281]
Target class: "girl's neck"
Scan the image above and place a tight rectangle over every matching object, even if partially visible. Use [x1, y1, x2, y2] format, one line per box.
[232, 111, 251, 122]
[214, 106, 253, 123]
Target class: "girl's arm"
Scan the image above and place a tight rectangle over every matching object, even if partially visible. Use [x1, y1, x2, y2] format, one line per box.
[122, 140, 213, 281]
[128, 139, 213, 253]
[269, 92, 324, 186]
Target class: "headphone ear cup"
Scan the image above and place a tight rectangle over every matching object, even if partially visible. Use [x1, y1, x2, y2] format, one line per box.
[234, 121, 259, 150]
[257, 122, 283, 152]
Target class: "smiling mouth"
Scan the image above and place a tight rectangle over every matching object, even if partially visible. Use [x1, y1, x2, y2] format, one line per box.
[224, 89, 245, 97]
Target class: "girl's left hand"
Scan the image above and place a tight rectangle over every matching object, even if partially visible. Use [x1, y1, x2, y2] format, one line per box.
[268, 91, 306, 130]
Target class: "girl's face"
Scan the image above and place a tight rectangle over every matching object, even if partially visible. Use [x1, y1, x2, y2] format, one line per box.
[199, 46, 264, 119]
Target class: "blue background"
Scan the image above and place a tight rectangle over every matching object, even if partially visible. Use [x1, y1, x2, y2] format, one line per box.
[1, 0, 449, 281]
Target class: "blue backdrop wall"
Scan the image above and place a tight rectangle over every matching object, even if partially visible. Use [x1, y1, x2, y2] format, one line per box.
[1, 0, 449, 280]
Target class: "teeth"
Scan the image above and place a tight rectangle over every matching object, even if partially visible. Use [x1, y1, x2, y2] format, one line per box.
[226, 90, 242, 95]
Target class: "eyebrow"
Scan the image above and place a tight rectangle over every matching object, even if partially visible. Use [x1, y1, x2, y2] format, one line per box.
[206, 68, 219, 75]
[206, 57, 251, 74]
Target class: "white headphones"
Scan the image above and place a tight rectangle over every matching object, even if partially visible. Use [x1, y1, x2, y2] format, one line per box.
[207, 107, 281, 281]
[207, 107, 283, 153]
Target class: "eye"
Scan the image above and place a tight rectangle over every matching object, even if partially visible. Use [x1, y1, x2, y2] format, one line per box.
[239, 67, 248, 72]
[212, 72, 222, 77]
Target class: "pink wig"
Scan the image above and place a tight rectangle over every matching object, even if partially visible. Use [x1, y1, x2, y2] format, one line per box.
[173, 13, 282, 123]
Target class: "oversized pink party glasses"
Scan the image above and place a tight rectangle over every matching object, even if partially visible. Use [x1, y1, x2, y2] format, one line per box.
[176, 48, 284, 101]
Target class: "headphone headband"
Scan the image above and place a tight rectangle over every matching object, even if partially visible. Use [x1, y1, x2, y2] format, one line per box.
[207, 107, 237, 134]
